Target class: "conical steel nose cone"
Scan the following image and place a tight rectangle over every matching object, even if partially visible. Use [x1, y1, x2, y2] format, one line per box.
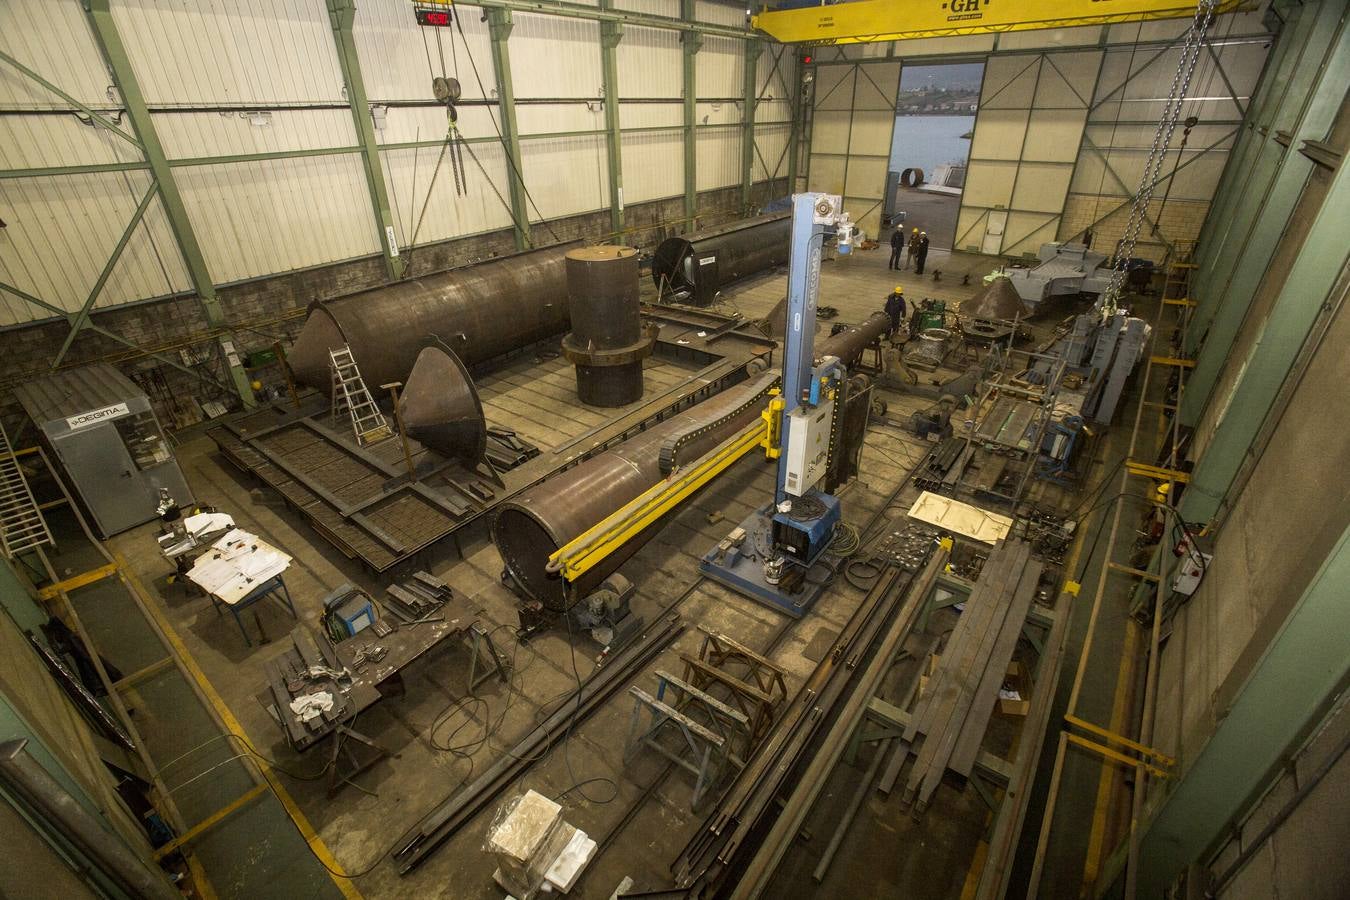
[401, 345, 487, 465]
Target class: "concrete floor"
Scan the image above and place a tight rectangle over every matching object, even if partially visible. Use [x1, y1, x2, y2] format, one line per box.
[102, 239, 1126, 899]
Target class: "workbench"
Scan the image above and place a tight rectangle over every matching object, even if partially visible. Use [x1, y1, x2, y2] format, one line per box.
[263, 590, 508, 795]
[186, 528, 296, 645]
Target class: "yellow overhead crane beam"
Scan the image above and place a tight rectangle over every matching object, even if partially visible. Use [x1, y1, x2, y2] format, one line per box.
[751, 0, 1246, 45]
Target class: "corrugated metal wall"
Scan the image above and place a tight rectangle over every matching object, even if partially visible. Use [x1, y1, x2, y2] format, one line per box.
[956, 50, 1101, 257]
[0, 0, 189, 327]
[113, 0, 381, 285]
[805, 8, 1272, 262]
[0, 0, 778, 330]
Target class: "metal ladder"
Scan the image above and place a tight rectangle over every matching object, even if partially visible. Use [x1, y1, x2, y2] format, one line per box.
[0, 420, 53, 559]
[329, 345, 392, 446]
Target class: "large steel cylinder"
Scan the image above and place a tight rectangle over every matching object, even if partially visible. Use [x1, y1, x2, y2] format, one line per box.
[651, 213, 791, 306]
[560, 246, 656, 407]
[493, 310, 891, 610]
[288, 243, 575, 392]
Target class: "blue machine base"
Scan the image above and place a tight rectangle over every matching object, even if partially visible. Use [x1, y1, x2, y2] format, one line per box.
[700, 505, 832, 619]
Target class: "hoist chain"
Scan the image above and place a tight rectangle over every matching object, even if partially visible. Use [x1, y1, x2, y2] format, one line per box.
[1102, 0, 1220, 311]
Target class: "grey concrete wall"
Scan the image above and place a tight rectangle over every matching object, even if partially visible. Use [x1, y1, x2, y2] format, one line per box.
[1152, 287, 1350, 773]
[0, 181, 786, 436]
[1211, 697, 1350, 900]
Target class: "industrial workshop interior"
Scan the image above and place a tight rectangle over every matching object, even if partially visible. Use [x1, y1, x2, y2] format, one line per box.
[1, 0, 1347, 897]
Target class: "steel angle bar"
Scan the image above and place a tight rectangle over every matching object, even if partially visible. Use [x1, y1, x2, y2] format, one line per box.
[392, 613, 684, 872]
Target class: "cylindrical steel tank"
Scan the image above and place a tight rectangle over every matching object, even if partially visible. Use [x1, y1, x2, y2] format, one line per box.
[560, 246, 656, 407]
[651, 213, 791, 306]
[493, 310, 890, 609]
[288, 243, 575, 392]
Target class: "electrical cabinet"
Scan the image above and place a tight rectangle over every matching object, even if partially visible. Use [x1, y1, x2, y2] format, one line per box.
[782, 399, 834, 497]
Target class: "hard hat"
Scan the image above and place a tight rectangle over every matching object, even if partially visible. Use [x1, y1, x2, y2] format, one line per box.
[920, 231, 927, 235]
[912, 227, 919, 233]
[894, 285, 904, 293]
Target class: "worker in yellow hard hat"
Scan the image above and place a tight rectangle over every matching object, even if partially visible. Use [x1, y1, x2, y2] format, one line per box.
[906, 227, 920, 270]
[885, 285, 907, 336]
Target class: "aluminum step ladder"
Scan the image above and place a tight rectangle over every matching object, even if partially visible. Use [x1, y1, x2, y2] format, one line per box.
[0, 421, 53, 559]
[330, 345, 392, 446]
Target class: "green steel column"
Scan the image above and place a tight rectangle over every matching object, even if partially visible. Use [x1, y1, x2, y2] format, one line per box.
[1179, 122, 1350, 523]
[1188, 1, 1325, 345]
[681, 0, 701, 225]
[599, 4, 625, 236]
[1189, 4, 1297, 290]
[741, 39, 762, 213]
[83, 0, 254, 407]
[326, 0, 405, 279]
[53, 181, 158, 367]
[1134, 522, 1350, 895]
[1181, 5, 1349, 424]
[486, 9, 531, 250]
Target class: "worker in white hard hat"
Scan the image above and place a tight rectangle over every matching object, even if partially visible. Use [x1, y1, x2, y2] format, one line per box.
[915, 231, 931, 275]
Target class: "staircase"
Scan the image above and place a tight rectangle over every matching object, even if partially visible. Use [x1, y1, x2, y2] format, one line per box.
[330, 345, 392, 446]
[0, 421, 53, 559]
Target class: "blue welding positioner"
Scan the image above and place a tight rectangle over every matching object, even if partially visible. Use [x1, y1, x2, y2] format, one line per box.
[771, 491, 841, 567]
[323, 584, 375, 638]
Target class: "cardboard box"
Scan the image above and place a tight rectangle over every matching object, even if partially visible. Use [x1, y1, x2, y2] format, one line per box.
[998, 660, 1031, 716]
[918, 653, 940, 699]
[487, 790, 564, 898]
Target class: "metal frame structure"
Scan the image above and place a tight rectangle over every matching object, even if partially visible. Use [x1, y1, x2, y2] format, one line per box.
[0, 0, 779, 382]
[681, 0, 701, 224]
[326, 0, 405, 280]
[599, 0, 625, 235]
[486, 8, 532, 251]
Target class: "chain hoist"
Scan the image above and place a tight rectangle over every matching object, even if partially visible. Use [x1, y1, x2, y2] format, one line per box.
[1101, 0, 1220, 312]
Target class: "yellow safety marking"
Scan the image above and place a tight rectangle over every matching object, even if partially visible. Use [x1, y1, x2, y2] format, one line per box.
[186, 853, 218, 900]
[115, 556, 364, 900]
[1124, 460, 1190, 484]
[38, 562, 119, 600]
[1149, 355, 1196, 368]
[1082, 621, 1143, 887]
[1066, 733, 1171, 780]
[153, 784, 268, 860]
[1169, 263, 1198, 270]
[551, 419, 769, 582]
[1065, 713, 1176, 766]
[1163, 297, 1197, 306]
[1107, 561, 1160, 582]
[959, 838, 990, 900]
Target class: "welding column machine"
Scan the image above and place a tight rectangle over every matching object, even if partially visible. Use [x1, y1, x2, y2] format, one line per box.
[701, 192, 848, 617]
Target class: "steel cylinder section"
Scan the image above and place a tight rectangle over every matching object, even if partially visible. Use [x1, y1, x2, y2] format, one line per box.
[560, 246, 656, 407]
[819, 311, 891, 368]
[651, 213, 792, 305]
[492, 312, 890, 610]
[493, 372, 776, 611]
[288, 244, 575, 392]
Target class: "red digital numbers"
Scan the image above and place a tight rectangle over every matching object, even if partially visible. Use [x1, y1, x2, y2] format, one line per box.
[416, 9, 452, 27]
